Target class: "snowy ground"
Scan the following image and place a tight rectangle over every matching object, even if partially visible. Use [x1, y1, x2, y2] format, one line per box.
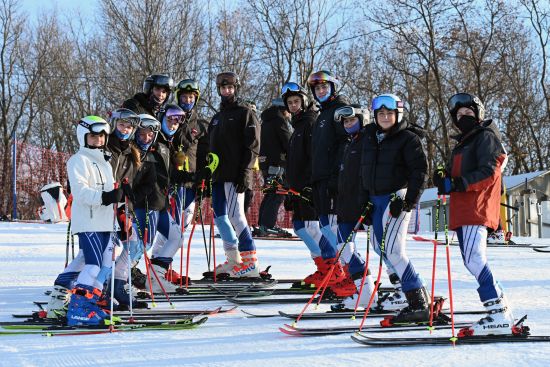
[1, 221, 550, 367]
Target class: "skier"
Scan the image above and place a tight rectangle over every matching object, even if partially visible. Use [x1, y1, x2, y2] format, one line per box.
[45, 110, 144, 316]
[122, 74, 174, 118]
[201, 71, 261, 278]
[149, 78, 210, 285]
[65, 116, 124, 326]
[306, 70, 351, 286]
[359, 94, 429, 323]
[330, 104, 379, 305]
[433, 92, 513, 336]
[255, 98, 293, 238]
[280, 82, 325, 287]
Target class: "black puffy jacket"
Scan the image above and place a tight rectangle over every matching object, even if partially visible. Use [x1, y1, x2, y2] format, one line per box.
[259, 105, 292, 171]
[337, 130, 365, 222]
[360, 121, 427, 205]
[132, 152, 161, 210]
[122, 93, 155, 116]
[208, 98, 260, 187]
[286, 107, 318, 191]
[311, 95, 351, 184]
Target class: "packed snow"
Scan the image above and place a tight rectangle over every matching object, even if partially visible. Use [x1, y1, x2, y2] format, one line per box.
[1, 222, 550, 367]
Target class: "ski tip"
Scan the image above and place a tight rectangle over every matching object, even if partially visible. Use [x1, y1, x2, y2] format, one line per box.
[279, 326, 299, 336]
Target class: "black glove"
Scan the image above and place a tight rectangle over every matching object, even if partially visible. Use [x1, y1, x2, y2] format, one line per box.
[389, 196, 413, 218]
[435, 177, 465, 195]
[432, 166, 448, 189]
[196, 180, 211, 198]
[101, 188, 124, 206]
[283, 195, 293, 211]
[172, 170, 194, 185]
[121, 181, 135, 203]
[301, 186, 313, 202]
[235, 172, 250, 194]
[360, 201, 374, 226]
[197, 166, 212, 182]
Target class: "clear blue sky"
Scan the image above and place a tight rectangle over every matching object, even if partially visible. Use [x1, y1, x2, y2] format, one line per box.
[19, 0, 97, 21]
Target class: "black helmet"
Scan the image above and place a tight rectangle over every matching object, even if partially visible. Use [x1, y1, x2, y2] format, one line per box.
[281, 82, 309, 111]
[175, 78, 201, 108]
[143, 74, 174, 98]
[215, 71, 240, 94]
[447, 93, 485, 124]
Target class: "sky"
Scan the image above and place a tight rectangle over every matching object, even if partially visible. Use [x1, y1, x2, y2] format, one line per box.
[19, 0, 97, 22]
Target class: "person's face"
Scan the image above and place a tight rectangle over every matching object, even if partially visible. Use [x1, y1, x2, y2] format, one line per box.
[376, 107, 396, 131]
[152, 86, 168, 103]
[165, 116, 180, 131]
[456, 107, 476, 121]
[286, 95, 302, 114]
[220, 84, 235, 97]
[314, 82, 330, 99]
[86, 132, 106, 147]
[137, 128, 155, 144]
[179, 92, 196, 105]
[116, 120, 134, 136]
[343, 116, 359, 130]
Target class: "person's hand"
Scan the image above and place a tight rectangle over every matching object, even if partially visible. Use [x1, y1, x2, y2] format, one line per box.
[301, 186, 313, 202]
[121, 180, 135, 203]
[361, 201, 374, 225]
[389, 196, 413, 218]
[101, 188, 124, 205]
[235, 172, 250, 194]
[172, 170, 194, 184]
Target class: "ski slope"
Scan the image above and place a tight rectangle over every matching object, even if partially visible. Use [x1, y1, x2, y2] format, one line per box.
[1, 222, 550, 367]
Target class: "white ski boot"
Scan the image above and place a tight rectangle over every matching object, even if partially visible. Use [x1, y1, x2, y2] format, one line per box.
[459, 296, 514, 336]
[46, 285, 70, 318]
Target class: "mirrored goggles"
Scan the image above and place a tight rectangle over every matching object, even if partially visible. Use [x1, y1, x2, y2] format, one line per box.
[334, 106, 364, 122]
[308, 71, 334, 85]
[139, 119, 161, 132]
[281, 82, 302, 95]
[372, 95, 403, 111]
[79, 121, 110, 135]
[447, 93, 477, 112]
[166, 114, 185, 123]
[177, 80, 199, 92]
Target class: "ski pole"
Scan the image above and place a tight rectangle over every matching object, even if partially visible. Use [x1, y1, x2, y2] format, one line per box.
[65, 221, 71, 268]
[428, 196, 442, 332]
[358, 216, 391, 331]
[442, 195, 457, 344]
[122, 178, 134, 320]
[109, 182, 120, 331]
[293, 204, 372, 325]
[352, 225, 371, 319]
[130, 209, 157, 307]
[178, 184, 187, 288]
[211, 214, 217, 283]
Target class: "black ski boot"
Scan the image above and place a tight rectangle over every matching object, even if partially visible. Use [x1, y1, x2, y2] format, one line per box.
[391, 287, 430, 324]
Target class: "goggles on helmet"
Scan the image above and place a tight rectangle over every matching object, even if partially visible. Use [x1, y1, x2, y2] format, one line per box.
[177, 79, 200, 94]
[138, 117, 161, 132]
[281, 82, 302, 95]
[334, 106, 367, 122]
[110, 108, 140, 127]
[372, 95, 403, 111]
[447, 93, 480, 113]
[79, 120, 110, 135]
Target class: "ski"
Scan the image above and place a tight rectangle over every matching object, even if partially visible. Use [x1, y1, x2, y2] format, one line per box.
[279, 321, 473, 337]
[412, 236, 548, 249]
[532, 247, 550, 253]
[1, 315, 197, 328]
[227, 295, 342, 305]
[277, 309, 486, 320]
[350, 330, 550, 346]
[0, 317, 208, 336]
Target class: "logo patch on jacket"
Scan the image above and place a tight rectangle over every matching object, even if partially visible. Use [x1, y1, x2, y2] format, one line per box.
[212, 119, 219, 126]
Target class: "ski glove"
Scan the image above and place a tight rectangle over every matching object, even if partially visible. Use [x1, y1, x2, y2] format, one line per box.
[301, 186, 314, 202]
[101, 188, 124, 206]
[432, 166, 448, 189]
[197, 166, 212, 183]
[389, 196, 413, 218]
[172, 170, 194, 185]
[361, 201, 374, 226]
[435, 177, 466, 195]
[121, 181, 135, 203]
[235, 172, 250, 194]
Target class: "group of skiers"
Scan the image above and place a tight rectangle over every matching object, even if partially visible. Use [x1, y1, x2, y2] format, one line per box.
[45, 69, 515, 337]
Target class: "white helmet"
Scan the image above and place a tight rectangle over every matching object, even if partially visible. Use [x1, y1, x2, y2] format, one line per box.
[76, 116, 110, 148]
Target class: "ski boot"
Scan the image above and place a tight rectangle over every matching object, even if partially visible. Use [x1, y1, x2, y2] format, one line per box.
[113, 278, 149, 310]
[300, 256, 325, 288]
[331, 274, 377, 312]
[66, 285, 108, 326]
[458, 296, 514, 336]
[389, 287, 430, 324]
[487, 230, 506, 245]
[232, 250, 260, 278]
[131, 267, 148, 290]
[165, 267, 192, 285]
[375, 273, 408, 311]
[46, 285, 70, 318]
[149, 259, 183, 294]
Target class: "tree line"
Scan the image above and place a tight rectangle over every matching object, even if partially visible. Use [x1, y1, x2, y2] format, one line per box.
[0, 0, 549, 216]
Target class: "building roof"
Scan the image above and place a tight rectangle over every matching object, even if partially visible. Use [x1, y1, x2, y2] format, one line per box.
[419, 170, 549, 204]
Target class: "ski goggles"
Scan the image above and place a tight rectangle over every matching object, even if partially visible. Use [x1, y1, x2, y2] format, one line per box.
[138, 116, 161, 132]
[79, 120, 110, 135]
[176, 79, 200, 94]
[447, 93, 479, 112]
[334, 106, 367, 122]
[308, 71, 336, 85]
[371, 95, 403, 111]
[110, 108, 140, 127]
[166, 114, 184, 123]
[281, 82, 302, 95]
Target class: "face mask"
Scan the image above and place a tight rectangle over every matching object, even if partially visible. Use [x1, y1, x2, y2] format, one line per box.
[455, 115, 479, 134]
[114, 128, 131, 141]
[180, 101, 195, 112]
[344, 121, 360, 134]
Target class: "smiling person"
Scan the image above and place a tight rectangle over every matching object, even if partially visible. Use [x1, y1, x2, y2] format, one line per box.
[123, 74, 174, 119]
[433, 93, 513, 336]
[360, 94, 428, 323]
[306, 70, 351, 288]
[203, 71, 261, 278]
